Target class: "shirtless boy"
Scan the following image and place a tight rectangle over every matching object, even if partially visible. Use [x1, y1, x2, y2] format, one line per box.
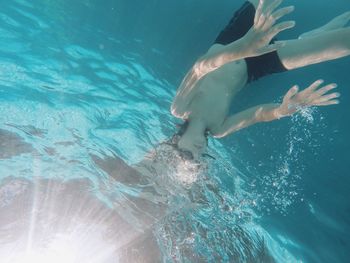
[171, 0, 350, 160]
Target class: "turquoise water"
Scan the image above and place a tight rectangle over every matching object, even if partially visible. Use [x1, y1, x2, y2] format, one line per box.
[0, 0, 349, 262]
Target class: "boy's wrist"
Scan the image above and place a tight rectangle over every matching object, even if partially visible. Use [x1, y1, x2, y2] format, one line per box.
[274, 105, 288, 119]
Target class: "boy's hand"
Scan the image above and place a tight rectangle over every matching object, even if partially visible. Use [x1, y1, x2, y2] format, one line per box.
[278, 80, 340, 117]
[243, 0, 295, 57]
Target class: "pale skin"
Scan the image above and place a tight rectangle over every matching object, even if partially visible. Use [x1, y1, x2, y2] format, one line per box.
[171, 0, 350, 159]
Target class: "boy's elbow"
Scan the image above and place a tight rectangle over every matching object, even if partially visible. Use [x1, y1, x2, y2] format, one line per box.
[212, 124, 241, 138]
[211, 127, 227, 138]
[212, 132, 225, 139]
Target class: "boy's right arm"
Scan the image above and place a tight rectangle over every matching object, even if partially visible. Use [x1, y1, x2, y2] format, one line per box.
[193, 0, 294, 79]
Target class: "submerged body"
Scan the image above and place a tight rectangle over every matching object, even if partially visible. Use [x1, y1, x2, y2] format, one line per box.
[181, 59, 248, 134]
[171, 0, 350, 159]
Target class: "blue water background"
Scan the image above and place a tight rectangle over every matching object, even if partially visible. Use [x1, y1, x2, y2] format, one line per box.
[0, 0, 349, 262]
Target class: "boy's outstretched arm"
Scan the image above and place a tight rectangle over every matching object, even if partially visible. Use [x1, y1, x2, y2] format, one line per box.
[212, 80, 340, 138]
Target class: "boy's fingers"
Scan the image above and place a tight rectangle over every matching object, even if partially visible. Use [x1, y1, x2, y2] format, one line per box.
[318, 92, 340, 102]
[268, 20, 295, 37]
[265, 0, 283, 17]
[314, 100, 339, 106]
[264, 6, 293, 30]
[303, 79, 324, 93]
[315, 83, 338, 96]
[254, 0, 265, 25]
[262, 16, 276, 31]
[256, 0, 287, 29]
[272, 6, 294, 21]
[283, 85, 299, 103]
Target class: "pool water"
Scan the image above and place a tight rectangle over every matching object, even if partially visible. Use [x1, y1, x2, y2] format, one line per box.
[0, 0, 349, 262]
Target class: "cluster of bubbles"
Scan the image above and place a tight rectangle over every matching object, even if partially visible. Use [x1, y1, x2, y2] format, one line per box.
[251, 107, 327, 215]
[149, 145, 291, 262]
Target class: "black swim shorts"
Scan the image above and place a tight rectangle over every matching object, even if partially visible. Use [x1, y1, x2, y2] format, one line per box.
[214, 1, 287, 83]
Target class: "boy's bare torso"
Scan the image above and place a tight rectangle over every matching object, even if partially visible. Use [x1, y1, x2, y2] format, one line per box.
[174, 56, 248, 134]
[171, 1, 262, 134]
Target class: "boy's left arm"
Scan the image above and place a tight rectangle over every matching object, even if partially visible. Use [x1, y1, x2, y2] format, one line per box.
[212, 80, 340, 138]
